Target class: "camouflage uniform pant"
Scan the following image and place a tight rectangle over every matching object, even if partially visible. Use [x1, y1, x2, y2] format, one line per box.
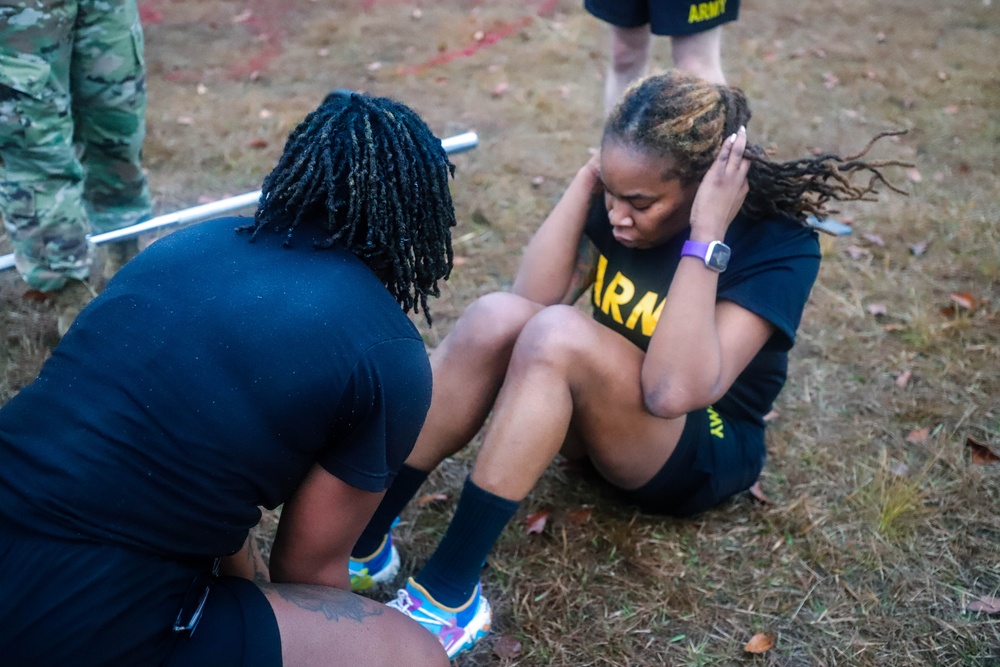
[0, 0, 152, 291]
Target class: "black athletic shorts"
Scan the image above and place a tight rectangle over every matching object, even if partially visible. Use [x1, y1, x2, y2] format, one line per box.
[618, 406, 766, 517]
[584, 0, 740, 37]
[0, 524, 281, 667]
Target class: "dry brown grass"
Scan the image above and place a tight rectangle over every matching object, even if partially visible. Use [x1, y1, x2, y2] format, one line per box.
[2, 0, 998, 664]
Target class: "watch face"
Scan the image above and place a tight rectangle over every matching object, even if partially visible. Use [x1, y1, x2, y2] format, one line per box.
[708, 242, 731, 271]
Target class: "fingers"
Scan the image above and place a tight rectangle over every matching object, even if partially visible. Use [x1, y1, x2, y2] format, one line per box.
[718, 126, 747, 170]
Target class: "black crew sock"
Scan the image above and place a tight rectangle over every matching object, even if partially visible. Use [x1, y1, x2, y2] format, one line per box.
[351, 464, 429, 559]
[414, 477, 519, 607]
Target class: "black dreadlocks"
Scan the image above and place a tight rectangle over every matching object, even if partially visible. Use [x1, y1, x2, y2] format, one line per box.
[243, 90, 456, 323]
[606, 70, 912, 222]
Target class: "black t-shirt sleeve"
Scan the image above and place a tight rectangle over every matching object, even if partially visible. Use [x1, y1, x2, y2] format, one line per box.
[718, 220, 821, 352]
[319, 338, 432, 492]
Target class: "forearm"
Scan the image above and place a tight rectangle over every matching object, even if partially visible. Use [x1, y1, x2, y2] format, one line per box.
[220, 533, 271, 584]
[513, 163, 599, 303]
[269, 546, 350, 591]
[641, 260, 725, 418]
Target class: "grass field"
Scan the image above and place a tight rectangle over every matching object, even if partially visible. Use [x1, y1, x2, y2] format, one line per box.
[1, 0, 997, 664]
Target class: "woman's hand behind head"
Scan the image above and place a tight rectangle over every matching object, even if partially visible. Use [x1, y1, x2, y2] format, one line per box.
[688, 125, 750, 240]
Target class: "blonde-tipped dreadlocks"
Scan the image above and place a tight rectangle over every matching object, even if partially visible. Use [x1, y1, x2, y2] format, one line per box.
[606, 70, 910, 222]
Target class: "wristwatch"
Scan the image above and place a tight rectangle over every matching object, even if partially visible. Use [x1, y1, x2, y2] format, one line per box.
[681, 240, 731, 272]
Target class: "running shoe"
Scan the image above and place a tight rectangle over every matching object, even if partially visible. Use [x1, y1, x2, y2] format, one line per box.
[387, 578, 492, 659]
[349, 531, 400, 592]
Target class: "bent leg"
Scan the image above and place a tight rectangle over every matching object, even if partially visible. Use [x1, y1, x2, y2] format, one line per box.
[351, 292, 541, 558]
[604, 24, 651, 113]
[671, 27, 726, 84]
[263, 583, 449, 667]
[405, 292, 543, 470]
[471, 305, 683, 500]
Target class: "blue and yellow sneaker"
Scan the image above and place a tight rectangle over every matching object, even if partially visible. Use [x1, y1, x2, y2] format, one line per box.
[349, 531, 400, 592]
[387, 578, 492, 659]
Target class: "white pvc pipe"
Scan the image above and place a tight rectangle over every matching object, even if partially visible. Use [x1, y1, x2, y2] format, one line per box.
[0, 131, 478, 272]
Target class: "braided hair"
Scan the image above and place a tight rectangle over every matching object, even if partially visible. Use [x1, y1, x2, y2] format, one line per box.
[243, 91, 456, 323]
[605, 70, 910, 222]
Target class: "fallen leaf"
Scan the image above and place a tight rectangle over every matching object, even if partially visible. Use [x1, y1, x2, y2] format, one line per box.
[862, 232, 885, 247]
[493, 634, 522, 659]
[176, 116, 194, 126]
[530, 175, 545, 188]
[939, 305, 957, 318]
[245, 138, 268, 149]
[564, 507, 593, 524]
[895, 370, 912, 388]
[882, 323, 907, 331]
[490, 82, 509, 98]
[943, 105, 959, 115]
[763, 409, 780, 423]
[949, 292, 976, 311]
[905, 427, 930, 444]
[966, 436, 1000, 464]
[822, 72, 839, 89]
[416, 492, 450, 506]
[452, 256, 468, 266]
[748, 481, 773, 504]
[867, 303, 887, 316]
[744, 632, 776, 653]
[906, 167, 923, 183]
[524, 509, 550, 535]
[910, 240, 930, 256]
[22, 289, 49, 303]
[967, 595, 1000, 614]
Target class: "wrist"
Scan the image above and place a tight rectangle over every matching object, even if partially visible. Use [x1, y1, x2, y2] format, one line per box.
[575, 164, 600, 190]
[687, 225, 727, 243]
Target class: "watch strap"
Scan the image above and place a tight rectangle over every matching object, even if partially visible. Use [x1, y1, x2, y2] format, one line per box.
[680, 240, 710, 259]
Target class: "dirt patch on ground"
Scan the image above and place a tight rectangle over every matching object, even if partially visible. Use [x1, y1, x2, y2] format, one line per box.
[2, 0, 998, 664]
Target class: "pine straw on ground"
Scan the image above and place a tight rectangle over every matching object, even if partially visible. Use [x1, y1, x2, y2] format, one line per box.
[2, 0, 998, 665]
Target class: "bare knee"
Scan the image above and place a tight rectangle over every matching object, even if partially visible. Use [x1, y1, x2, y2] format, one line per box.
[513, 305, 597, 368]
[609, 25, 651, 72]
[671, 30, 725, 84]
[385, 608, 451, 666]
[446, 292, 539, 354]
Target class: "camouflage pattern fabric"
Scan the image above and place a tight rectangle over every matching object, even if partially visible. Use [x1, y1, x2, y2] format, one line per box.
[0, 0, 151, 291]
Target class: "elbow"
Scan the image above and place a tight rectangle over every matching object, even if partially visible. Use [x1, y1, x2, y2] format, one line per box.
[641, 373, 722, 420]
[642, 380, 694, 420]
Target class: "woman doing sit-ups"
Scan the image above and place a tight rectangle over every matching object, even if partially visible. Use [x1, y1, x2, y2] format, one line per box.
[347, 70, 906, 659]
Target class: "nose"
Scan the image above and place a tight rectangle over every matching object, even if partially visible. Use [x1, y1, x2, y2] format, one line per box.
[608, 199, 633, 228]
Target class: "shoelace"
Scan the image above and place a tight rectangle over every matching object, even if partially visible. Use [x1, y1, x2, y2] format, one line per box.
[390, 590, 454, 630]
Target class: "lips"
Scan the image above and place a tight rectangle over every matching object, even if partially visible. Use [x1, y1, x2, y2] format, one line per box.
[612, 229, 636, 247]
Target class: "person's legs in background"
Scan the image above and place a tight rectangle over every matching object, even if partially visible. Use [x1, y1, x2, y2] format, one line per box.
[671, 26, 725, 85]
[0, 0, 95, 292]
[73, 0, 152, 277]
[604, 24, 652, 114]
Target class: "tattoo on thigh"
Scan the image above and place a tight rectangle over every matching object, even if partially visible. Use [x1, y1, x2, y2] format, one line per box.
[274, 585, 385, 623]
